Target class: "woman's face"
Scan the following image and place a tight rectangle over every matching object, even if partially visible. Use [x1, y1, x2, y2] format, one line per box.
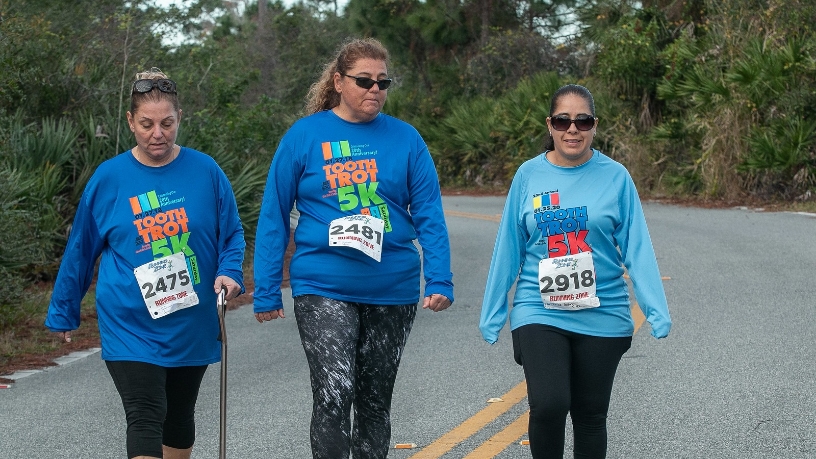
[333, 58, 388, 123]
[126, 99, 181, 166]
[546, 94, 597, 167]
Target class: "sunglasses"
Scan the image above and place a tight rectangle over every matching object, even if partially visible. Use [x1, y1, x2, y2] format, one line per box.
[132, 78, 177, 95]
[342, 74, 393, 90]
[550, 114, 596, 131]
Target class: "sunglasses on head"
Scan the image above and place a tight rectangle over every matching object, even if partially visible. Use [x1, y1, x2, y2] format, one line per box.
[342, 74, 392, 90]
[132, 78, 177, 95]
[550, 114, 595, 131]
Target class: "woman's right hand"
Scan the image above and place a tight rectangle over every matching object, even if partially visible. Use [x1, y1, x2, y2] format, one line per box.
[255, 309, 285, 323]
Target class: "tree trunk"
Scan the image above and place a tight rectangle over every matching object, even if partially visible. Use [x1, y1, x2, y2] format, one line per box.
[257, 0, 272, 88]
[480, 0, 492, 47]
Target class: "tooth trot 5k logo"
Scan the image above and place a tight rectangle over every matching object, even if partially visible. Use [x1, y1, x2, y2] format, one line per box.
[532, 190, 590, 258]
[130, 190, 200, 284]
[321, 140, 391, 232]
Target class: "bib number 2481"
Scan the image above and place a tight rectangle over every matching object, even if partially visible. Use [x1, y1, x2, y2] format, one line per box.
[329, 215, 384, 262]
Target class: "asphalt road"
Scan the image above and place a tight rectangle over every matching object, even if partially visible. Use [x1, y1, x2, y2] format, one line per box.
[1, 196, 814, 458]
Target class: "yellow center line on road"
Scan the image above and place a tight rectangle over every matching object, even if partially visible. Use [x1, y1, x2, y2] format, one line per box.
[407, 382, 528, 459]
[418, 302, 643, 459]
[631, 302, 646, 333]
[461, 411, 530, 459]
[444, 210, 502, 222]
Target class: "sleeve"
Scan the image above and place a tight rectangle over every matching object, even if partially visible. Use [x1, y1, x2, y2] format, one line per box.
[479, 172, 526, 344]
[408, 142, 454, 303]
[216, 167, 246, 292]
[253, 138, 299, 313]
[615, 174, 672, 339]
[44, 191, 104, 332]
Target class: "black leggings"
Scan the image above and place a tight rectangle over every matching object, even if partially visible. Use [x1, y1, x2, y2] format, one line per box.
[294, 294, 417, 459]
[105, 361, 208, 458]
[512, 324, 631, 459]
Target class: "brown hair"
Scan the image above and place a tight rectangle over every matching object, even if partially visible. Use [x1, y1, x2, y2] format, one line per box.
[304, 38, 390, 115]
[129, 67, 180, 114]
[544, 84, 596, 151]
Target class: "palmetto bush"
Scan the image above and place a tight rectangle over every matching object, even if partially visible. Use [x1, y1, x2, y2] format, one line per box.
[2, 114, 77, 273]
[742, 117, 816, 197]
[0, 169, 50, 312]
[428, 71, 563, 186]
[655, 0, 816, 199]
[178, 94, 290, 243]
[200, 144, 270, 245]
[1, 112, 125, 267]
[73, 115, 125, 201]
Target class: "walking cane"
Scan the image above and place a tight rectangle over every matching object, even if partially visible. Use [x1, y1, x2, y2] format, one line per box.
[216, 287, 228, 459]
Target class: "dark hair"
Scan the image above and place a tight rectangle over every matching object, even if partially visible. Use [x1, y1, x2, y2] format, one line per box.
[304, 38, 390, 115]
[544, 84, 596, 151]
[129, 67, 180, 114]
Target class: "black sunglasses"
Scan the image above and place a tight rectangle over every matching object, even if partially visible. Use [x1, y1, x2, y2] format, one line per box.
[132, 78, 177, 95]
[550, 114, 596, 131]
[342, 74, 392, 90]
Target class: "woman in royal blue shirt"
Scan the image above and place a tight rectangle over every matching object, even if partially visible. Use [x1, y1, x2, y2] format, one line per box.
[46, 68, 245, 459]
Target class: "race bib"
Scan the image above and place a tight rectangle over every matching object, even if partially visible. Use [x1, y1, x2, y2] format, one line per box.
[329, 215, 385, 262]
[538, 251, 600, 310]
[133, 252, 199, 319]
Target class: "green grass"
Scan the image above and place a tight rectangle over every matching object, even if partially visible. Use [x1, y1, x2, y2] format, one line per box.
[784, 201, 816, 213]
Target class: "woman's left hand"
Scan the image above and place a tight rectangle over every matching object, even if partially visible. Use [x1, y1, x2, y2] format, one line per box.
[214, 275, 241, 300]
[422, 294, 451, 312]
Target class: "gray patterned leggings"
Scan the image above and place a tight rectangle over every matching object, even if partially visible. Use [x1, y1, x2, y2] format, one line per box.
[294, 294, 417, 459]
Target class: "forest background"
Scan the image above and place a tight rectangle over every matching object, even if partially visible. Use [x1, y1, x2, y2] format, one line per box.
[1, 0, 815, 377]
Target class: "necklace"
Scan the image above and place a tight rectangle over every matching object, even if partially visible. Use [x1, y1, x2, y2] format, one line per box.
[546, 150, 591, 168]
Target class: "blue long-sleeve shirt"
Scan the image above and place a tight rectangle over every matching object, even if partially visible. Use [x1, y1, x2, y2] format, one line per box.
[254, 110, 453, 312]
[46, 147, 245, 366]
[480, 150, 671, 343]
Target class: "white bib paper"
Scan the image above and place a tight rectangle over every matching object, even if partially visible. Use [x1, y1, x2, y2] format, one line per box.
[329, 215, 385, 262]
[538, 251, 600, 310]
[133, 252, 199, 319]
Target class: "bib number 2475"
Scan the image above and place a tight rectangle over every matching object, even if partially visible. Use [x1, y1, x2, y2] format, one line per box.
[133, 252, 199, 319]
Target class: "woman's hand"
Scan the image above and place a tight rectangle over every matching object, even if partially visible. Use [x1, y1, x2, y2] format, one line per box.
[422, 294, 451, 312]
[255, 309, 285, 323]
[214, 275, 241, 300]
[56, 331, 73, 343]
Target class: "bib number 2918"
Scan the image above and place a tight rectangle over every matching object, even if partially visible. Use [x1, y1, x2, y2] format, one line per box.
[538, 251, 600, 310]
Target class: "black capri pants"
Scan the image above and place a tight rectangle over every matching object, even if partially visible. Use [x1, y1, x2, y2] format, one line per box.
[512, 324, 632, 459]
[294, 294, 417, 459]
[105, 360, 208, 458]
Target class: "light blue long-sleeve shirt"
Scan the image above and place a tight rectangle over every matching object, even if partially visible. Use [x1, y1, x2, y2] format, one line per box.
[480, 150, 671, 343]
